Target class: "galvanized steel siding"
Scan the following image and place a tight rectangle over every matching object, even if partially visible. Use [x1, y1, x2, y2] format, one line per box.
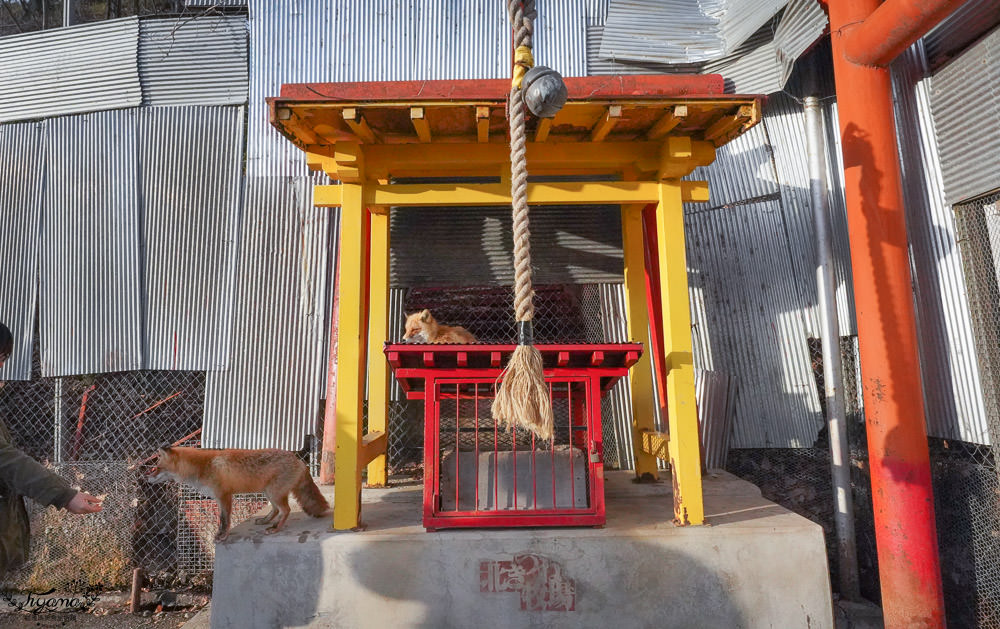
[0, 122, 45, 381]
[40, 110, 144, 377]
[923, 0, 1000, 69]
[928, 26, 1000, 205]
[389, 205, 624, 287]
[685, 196, 823, 447]
[139, 106, 245, 371]
[139, 17, 249, 106]
[0, 18, 142, 123]
[203, 177, 332, 450]
[893, 47, 990, 444]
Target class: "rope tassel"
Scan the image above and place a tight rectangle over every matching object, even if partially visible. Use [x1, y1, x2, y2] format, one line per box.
[492, 0, 555, 441]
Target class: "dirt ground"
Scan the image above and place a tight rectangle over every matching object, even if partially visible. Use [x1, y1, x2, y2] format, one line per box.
[0, 610, 199, 628]
[0, 589, 208, 629]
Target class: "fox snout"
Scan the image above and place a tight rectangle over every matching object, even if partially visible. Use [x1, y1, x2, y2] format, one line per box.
[403, 330, 429, 344]
[146, 465, 171, 484]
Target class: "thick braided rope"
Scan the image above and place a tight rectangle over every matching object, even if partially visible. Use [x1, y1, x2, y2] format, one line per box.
[508, 0, 535, 325]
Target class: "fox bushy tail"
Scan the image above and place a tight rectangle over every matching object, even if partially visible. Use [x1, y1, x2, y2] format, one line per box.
[292, 470, 330, 517]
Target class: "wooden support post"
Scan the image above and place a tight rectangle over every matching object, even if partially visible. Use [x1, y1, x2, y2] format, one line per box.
[655, 180, 704, 525]
[365, 210, 391, 488]
[332, 182, 371, 530]
[621, 201, 659, 481]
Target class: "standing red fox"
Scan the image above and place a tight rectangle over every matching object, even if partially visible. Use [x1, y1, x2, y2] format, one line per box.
[148, 446, 329, 541]
[403, 309, 477, 344]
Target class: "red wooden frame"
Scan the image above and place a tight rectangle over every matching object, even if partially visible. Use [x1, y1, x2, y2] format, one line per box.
[384, 343, 641, 530]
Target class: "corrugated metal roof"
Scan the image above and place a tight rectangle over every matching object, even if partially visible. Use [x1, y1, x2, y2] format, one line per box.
[928, 25, 1000, 205]
[772, 0, 828, 88]
[202, 176, 333, 450]
[598, 0, 786, 64]
[923, 0, 1000, 70]
[39, 110, 144, 377]
[0, 121, 45, 381]
[0, 18, 142, 124]
[139, 106, 245, 371]
[892, 45, 990, 444]
[389, 205, 624, 287]
[139, 16, 248, 106]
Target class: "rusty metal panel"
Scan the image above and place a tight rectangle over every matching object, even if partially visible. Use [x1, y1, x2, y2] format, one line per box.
[893, 46, 990, 444]
[0, 18, 142, 124]
[39, 110, 144, 377]
[139, 16, 248, 106]
[928, 25, 1000, 205]
[202, 176, 332, 450]
[139, 106, 245, 371]
[0, 121, 45, 381]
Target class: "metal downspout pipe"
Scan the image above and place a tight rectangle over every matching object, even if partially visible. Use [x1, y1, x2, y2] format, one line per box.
[828, 0, 968, 625]
[804, 96, 860, 602]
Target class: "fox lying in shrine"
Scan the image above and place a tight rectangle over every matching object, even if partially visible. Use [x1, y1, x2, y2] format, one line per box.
[403, 309, 477, 344]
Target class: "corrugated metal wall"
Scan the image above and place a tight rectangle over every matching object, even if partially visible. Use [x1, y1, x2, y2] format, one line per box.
[928, 24, 1000, 205]
[203, 177, 332, 450]
[40, 110, 145, 377]
[892, 45, 990, 444]
[138, 16, 248, 106]
[0, 19, 142, 123]
[0, 121, 45, 381]
[389, 206, 624, 287]
[923, 0, 1000, 70]
[140, 106, 245, 371]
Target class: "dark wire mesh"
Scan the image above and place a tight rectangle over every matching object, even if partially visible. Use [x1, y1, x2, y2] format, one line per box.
[382, 284, 615, 476]
[0, 337, 259, 590]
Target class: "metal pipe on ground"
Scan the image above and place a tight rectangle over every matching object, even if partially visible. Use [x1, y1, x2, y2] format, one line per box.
[828, 0, 968, 624]
[804, 95, 861, 602]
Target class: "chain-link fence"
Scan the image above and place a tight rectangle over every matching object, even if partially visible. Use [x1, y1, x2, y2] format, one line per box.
[729, 232, 1000, 629]
[0, 338, 264, 591]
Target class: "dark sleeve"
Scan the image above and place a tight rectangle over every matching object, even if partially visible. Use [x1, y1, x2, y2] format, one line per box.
[0, 441, 77, 510]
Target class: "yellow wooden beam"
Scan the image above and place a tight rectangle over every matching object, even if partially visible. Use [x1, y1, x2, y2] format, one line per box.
[534, 118, 552, 143]
[655, 137, 716, 179]
[681, 180, 710, 203]
[655, 180, 704, 526]
[333, 184, 370, 531]
[363, 181, 661, 207]
[704, 104, 755, 143]
[621, 203, 659, 480]
[647, 104, 687, 140]
[334, 142, 365, 183]
[360, 431, 388, 469]
[476, 106, 490, 143]
[589, 105, 622, 142]
[365, 211, 391, 488]
[410, 107, 431, 143]
[639, 430, 670, 461]
[360, 142, 663, 178]
[342, 108, 376, 144]
[313, 185, 343, 207]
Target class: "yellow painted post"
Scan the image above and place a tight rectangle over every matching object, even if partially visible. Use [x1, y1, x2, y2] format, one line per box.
[655, 180, 704, 525]
[621, 204, 659, 481]
[333, 183, 371, 530]
[365, 210, 390, 487]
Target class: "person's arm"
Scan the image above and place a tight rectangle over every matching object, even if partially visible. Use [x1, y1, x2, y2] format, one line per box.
[0, 441, 78, 509]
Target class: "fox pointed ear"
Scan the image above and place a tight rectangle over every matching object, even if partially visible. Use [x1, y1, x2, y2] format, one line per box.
[420, 309, 432, 322]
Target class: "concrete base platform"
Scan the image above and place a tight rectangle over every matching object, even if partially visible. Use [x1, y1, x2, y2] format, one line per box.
[211, 471, 833, 629]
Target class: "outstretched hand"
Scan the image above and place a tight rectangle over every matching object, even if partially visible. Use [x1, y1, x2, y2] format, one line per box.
[66, 491, 103, 514]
